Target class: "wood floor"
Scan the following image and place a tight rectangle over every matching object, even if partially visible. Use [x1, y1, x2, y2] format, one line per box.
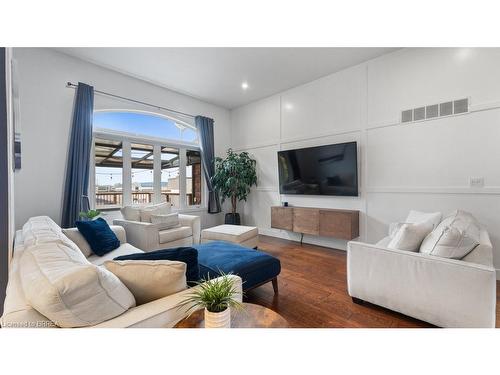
[244, 235, 500, 328]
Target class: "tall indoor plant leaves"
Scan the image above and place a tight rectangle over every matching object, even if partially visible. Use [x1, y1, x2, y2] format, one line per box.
[212, 149, 257, 217]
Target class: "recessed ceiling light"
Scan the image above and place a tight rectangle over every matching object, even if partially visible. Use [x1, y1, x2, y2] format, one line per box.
[241, 82, 249, 90]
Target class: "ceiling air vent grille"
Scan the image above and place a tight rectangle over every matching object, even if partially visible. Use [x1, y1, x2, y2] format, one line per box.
[401, 98, 469, 124]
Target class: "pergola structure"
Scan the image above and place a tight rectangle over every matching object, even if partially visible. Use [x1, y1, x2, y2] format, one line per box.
[94, 139, 202, 205]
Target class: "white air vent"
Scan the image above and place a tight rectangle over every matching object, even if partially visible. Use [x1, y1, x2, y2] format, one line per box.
[401, 109, 413, 123]
[440, 101, 453, 116]
[454, 98, 468, 114]
[401, 98, 469, 124]
[413, 107, 425, 121]
[425, 104, 438, 119]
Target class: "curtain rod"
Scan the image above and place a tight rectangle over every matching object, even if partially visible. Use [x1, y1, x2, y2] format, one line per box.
[66, 82, 196, 119]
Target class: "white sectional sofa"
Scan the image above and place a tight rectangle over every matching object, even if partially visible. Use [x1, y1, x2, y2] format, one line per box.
[347, 211, 497, 328]
[1, 216, 242, 328]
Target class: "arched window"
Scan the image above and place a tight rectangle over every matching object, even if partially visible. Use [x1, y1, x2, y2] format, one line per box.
[92, 111, 203, 211]
[93, 111, 198, 143]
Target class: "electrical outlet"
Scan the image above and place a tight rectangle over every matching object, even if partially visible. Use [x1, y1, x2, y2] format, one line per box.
[469, 177, 484, 188]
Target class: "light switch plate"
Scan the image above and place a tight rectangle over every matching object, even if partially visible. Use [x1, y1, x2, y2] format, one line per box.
[469, 177, 484, 187]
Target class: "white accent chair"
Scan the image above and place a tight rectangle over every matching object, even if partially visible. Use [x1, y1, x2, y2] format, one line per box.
[113, 214, 201, 252]
[347, 218, 497, 328]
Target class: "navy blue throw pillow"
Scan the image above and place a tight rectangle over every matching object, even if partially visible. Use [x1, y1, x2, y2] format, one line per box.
[114, 247, 199, 284]
[75, 218, 120, 256]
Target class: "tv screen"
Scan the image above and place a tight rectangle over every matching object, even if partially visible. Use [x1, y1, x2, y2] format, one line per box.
[278, 141, 358, 196]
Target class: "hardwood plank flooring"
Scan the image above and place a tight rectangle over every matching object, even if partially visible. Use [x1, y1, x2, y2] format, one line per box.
[244, 235, 500, 328]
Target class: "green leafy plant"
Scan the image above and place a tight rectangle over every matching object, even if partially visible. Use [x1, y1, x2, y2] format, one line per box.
[178, 273, 242, 314]
[79, 209, 101, 220]
[212, 149, 257, 215]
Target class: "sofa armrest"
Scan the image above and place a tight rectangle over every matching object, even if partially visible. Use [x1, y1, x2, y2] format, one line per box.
[93, 275, 242, 328]
[347, 241, 497, 327]
[178, 214, 201, 244]
[113, 219, 163, 251]
[109, 225, 127, 244]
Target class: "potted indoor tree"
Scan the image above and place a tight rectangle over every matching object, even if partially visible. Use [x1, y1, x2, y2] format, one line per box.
[212, 148, 257, 225]
[178, 273, 242, 328]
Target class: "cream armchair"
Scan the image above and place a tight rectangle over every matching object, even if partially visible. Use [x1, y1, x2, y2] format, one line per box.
[113, 214, 201, 252]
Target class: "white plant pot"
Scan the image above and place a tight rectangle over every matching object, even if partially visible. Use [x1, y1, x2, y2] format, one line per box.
[204, 307, 231, 328]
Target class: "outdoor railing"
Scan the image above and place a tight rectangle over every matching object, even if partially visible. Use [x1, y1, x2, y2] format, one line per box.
[95, 191, 194, 208]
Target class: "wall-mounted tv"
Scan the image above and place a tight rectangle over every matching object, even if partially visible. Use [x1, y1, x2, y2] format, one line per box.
[277, 141, 358, 196]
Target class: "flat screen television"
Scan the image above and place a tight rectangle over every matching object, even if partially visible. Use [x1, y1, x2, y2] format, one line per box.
[277, 141, 358, 196]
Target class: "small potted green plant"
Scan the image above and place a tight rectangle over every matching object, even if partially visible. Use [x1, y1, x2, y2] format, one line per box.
[212, 148, 257, 225]
[178, 273, 242, 328]
[79, 209, 101, 220]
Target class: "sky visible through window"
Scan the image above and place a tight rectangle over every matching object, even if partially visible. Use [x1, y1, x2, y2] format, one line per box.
[94, 112, 196, 186]
[93, 111, 197, 142]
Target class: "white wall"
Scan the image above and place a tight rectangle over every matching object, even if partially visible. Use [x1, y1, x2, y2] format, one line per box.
[230, 48, 500, 276]
[13, 48, 231, 229]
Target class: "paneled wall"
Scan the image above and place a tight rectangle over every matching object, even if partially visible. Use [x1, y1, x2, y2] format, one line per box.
[230, 48, 500, 276]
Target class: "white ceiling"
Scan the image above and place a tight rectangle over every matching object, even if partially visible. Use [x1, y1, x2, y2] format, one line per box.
[56, 47, 398, 109]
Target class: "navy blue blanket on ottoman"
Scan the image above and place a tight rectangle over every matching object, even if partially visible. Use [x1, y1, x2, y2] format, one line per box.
[194, 241, 281, 291]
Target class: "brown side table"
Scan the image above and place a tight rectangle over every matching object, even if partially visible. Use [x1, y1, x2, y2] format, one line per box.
[174, 303, 289, 328]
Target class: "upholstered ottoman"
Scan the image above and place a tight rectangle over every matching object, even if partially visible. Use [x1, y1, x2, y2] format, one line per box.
[194, 241, 280, 293]
[201, 224, 259, 249]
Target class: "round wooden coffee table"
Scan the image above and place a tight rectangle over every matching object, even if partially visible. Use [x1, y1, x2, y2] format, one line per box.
[174, 303, 288, 328]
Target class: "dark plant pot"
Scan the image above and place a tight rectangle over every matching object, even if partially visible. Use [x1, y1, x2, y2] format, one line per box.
[224, 213, 241, 225]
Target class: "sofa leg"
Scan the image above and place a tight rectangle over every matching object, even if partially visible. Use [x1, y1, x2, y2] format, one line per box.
[352, 297, 364, 305]
[271, 278, 279, 294]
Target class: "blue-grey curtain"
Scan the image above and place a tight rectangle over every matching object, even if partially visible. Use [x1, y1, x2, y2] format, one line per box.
[195, 115, 221, 214]
[61, 83, 94, 228]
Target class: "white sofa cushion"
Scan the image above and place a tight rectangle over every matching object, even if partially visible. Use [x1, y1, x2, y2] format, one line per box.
[62, 228, 93, 257]
[420, 210, 480, 259]
[87, 243, 143, 266]
[19, 241, 135, 327]
[121, 205, 143, 221]
[22, 216, 81, 251]
[62, 225, 128, 259]
[406, 210, 442, 228]
[104, 260, 187, 305]
[159, 226, 193, 244]
[387, 221, 433, 252]
[150, 213, 179, 230]
[140, 202, 171, 223]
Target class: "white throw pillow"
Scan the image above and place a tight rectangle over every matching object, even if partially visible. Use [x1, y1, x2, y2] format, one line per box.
[405, 210, 442, 229]
[420, 210, 480, 259]
[121, 205, 143, 221]
[20, 242, 135, 327]
[62, 228, 93, 257]
[387, 221, 434, 252]
[104, 260, 187, 305]
[140, 202, 172, 223]
[150, 213, 180, 230]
